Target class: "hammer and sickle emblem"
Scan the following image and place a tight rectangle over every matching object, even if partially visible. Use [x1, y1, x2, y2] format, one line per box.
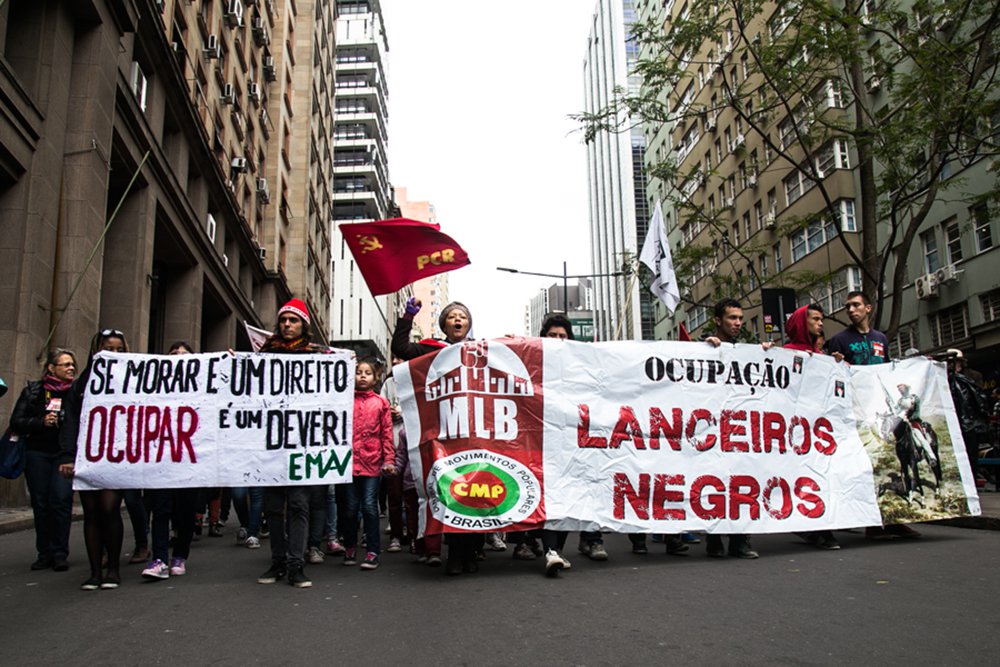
[357, 235, 383, 254]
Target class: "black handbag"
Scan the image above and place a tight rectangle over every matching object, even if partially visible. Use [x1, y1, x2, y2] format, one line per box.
[0, 427, 25, 479]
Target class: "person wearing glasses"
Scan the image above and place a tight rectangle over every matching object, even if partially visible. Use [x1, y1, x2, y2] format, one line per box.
[58, 329, 130, 590]
[11, 349, 78, 572]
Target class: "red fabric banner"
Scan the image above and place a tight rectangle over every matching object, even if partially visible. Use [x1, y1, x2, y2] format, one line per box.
[339, 218, 471, 295]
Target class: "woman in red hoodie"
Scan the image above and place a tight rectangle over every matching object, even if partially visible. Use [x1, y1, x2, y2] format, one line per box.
[784, 304, 840, 550]
[342, 359, 396, 570]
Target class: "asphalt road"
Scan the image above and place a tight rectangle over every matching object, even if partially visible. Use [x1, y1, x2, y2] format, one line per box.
[1, 522, 998, 665]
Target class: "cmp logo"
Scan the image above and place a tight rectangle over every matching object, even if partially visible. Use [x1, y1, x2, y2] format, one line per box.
[426, 449, 541, 530]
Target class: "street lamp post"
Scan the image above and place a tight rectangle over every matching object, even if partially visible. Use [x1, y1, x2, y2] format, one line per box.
[496, 263, 630, 325]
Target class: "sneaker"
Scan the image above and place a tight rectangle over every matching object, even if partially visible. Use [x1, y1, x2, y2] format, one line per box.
[128, 545, 150, 564]
[360, 552, 380, 570]
[257, 562, 286, 584]
[208, 523, 224, 538]
[425, 554, 443, 567]
[886, 524, 921, 539]
[306, 546, 325, 564]
[816, 535, 841, 550]
[325, 539, 345, 555]
[386, 538, 402, 553]
[665, 536, 689, 555]
[528, 537, 544, 558]
[100, 572, 121, 589]
[485, 533, 507, 551]
[706, 535, 726, 558]
[288, 567, 312, 588]
[141, 559, 170, 580]
[236, 527, 248, 543]
[513, 543, 537, 560]
[681, 532, 702, 544]
[52, 557, 69, 572]
[560, 553, 572, 570]
[359, 534, 367, 548]
[544, 549, 565, 577]
[416, 554, 429, 564]
[259, 520, 270, 539]
[30, 555, 53, 571]
[865, 526, 896, 540]
[80, 577, 101, 591]
[168, 557, 187, 576]
[343, 547, 358, 566]
[729, 537, 759, 559]
[631, 540, 648, 555]
[583, 543, 609, 561]
[245, 536, 261, 549]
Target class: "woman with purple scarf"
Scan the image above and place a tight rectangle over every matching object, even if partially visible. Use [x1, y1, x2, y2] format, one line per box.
[11, 348, 78, 572]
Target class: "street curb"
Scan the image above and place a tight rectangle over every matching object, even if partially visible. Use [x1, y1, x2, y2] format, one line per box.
[0, 509, 84, 536]
[931, 516, 1000, 531]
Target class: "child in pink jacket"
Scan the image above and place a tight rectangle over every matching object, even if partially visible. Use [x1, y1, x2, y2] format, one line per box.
[342, 359, 395, 570]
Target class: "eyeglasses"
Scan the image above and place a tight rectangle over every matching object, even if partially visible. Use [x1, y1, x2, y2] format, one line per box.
[100, 328, 125, 337]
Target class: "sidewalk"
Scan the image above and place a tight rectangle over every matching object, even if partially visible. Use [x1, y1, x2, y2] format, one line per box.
[1, 491, 998, 535]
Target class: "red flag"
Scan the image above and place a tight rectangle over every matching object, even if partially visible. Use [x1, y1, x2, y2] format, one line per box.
[678, 322, 692, 342]
[339, 218, 471, 295]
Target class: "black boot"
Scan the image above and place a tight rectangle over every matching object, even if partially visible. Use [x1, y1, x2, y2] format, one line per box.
[706, 535, 726, 558]
[728, 535, 759, 559]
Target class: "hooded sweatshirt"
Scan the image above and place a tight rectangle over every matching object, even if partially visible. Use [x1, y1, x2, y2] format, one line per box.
[352, 389, 394, 477]
[784, 305, 822, 353]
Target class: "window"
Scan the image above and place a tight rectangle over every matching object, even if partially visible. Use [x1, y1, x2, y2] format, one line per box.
[809, 267, 861, 314]
[784, 169, 815, 206]
[814, 79, 845, 110]
[971, 203, 993, 252]
[687, 305, 709, 330]
[779, 117, 796, 148]
[838, 200, 857, 232]
[921, 229, 940, 273]
[889, 323, 919, 360]
[759, 254, 768, 279]
[743, 212, 752, 240]
[790, 215, 836, 262]
[816, 139, 850, 177]
[981, 289, 1000, 322]
[731, 221, 740, 246]
[773, 243, 783, 272]
[930, 303, 968, 348]
[677, 125, 699, 161]
[754, 201, 763, 230]
[944, 218, 963, 263]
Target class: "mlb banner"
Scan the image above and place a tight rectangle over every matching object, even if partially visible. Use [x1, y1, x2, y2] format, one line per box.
[395, 339, 980, 535]
[72, 352, 355, 490]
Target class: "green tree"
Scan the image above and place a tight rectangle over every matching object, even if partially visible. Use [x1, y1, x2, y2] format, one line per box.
[580, 0, 1000, 337]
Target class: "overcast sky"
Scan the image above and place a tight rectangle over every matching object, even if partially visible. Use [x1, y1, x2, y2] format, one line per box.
[380, 0, 598, 338]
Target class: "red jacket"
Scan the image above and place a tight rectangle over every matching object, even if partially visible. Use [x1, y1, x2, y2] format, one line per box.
[784, 305, 822, 352]
[352, 390, 394, 477]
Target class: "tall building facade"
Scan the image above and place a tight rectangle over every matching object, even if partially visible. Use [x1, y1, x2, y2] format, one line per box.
[330, 0, 400, 360]
[526, 281, 593, 337]
[0, 0, 292, 505]
[636, 1, 999, 376]
[395, 187, 449, 342]
[583, 0, 653, 341]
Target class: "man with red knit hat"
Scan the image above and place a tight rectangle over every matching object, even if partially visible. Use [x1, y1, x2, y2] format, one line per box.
[256, 298, 328, 588]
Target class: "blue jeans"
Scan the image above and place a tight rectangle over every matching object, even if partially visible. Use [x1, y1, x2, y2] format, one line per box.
[230, 487, 263, 537]
[324, 485, 338, 539]
[343, 476, 381, 555]
[24, 449, 74, 559]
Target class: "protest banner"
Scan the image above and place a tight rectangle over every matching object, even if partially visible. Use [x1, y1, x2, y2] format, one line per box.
[395, 339, 980, 535]
[72, 351, 354, 490]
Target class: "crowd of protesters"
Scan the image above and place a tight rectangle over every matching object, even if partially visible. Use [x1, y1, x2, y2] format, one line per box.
[2, 291, 994, 591]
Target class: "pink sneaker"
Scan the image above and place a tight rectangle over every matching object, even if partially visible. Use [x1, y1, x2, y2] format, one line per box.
[168, 557, 187, 576]
[325, 539, 345, 555]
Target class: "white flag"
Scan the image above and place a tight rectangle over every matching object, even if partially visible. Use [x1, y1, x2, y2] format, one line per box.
[639, 200, 680, 313]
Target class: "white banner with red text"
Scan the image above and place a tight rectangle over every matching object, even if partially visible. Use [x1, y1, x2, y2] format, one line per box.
[72, 351, 355, 490]
[396, 339, 980, 535]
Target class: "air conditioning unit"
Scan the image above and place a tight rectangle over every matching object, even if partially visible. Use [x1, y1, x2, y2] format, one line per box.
[231, 157, 248, 172]
[257, 245, 267, 260]
[915, 273, 939, 299]
[733, 133, 745, 149]
[866, 75, 881, 93]
[252, 17, 268, 45]
[747, 172, 758, 187]
[153, 0, 165, 12]
[935, 263, 962, 284]
[204, 35, 221, 60]
[225, 0, 244, 28]
[206, 214, 217, 243]
[724, 196, 735, 209]
[248, 82, 261, 104]
[706, 116, 717, 131]
[763, 212, 777, 229]
[263, 56, 276, 82]
[221, 83, 235, 104]
[256, 177, 270, 203]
